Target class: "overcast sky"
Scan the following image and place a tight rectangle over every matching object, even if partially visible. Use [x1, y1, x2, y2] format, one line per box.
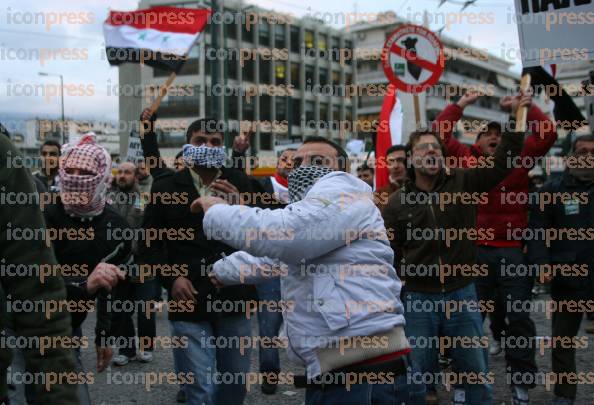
[0, 0, 518, 123]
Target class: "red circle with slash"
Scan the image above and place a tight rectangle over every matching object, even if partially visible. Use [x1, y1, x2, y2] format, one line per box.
[381, 24, 445, 94]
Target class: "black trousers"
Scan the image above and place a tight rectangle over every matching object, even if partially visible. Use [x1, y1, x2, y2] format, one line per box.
[551, 301, 585, 399]
[475, 246, 537, 387]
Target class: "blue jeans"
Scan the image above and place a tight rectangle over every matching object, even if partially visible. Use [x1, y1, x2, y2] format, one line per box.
[305, 358, 426, 405]
[170, 316, 252, 405]
[112, 278, 160, 357]
[404, 283, 492, 405]
[255, 279, 283, 373]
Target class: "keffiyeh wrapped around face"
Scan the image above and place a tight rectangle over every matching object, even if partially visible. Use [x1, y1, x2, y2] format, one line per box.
[287, 165, 334, 203]
[182, 144, 227, 169]
[59, 134, 112, 218]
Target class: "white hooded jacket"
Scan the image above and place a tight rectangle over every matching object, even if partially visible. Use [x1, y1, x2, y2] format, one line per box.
[204, 171, 407, 377]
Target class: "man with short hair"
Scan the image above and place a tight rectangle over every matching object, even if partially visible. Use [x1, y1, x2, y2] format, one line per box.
[193, 136, 425, 405]
[140, 117, 257, 405]
[528, 135, 594, 405]
[383, 92, 531, 405]
[34, 139, 61, 191]
[356, 163, 374, 189]
[434, 90, 557, 404]
[136, 159, 153, 194]
[375, 145, 406, 212]
[110, 161, 159, 367]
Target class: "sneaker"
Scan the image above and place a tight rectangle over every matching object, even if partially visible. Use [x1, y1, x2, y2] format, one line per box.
[512, 385, 529, 405]
[453, 388, 465, 405]
[585, 323, 594, 334]
[261, 374, 278, 395]
[112, 354, 135, 366]
[137, 351, 153, 363]
[439, 354, 452, 368]
[489, 339, 502, 356]
[176, 388, 186, 403]
[552, 396, 574, 405]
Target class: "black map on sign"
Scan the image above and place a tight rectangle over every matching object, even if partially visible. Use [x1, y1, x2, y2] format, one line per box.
[401, 36, 422, 81]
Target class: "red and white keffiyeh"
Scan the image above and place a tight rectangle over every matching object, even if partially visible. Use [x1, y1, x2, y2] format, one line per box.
[59, 134, 112, 218]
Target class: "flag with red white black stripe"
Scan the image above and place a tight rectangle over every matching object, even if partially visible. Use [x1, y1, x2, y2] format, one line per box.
[103, 6, 211, 72]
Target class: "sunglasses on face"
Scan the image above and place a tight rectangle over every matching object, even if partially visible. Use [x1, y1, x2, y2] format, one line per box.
[413, 142, 441, 152]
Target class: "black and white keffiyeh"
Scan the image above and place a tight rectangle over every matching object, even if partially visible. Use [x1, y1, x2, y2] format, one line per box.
[182, 144, 227, 169]
[287, 165, 333, 203]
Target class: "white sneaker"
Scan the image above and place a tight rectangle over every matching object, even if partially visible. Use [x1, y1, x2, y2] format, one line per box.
[453, 388, 465, 405]
[489, 339, 502, 356]
[113, 354, 135, 366]
[137, 351, 153, 363]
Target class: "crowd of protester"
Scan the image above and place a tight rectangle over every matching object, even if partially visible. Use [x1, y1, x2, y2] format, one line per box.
[1, 87, 593, 405]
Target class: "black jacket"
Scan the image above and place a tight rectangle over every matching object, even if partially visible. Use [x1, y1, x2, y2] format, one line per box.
[140, 167, 257, 323]
[44, 201, 132, 345]
[528, 172, 594, 300]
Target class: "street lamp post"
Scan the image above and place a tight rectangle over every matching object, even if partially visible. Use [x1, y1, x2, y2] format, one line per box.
[39, 72, 65, 144]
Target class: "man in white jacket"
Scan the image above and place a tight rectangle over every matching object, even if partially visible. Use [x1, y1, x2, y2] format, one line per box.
[191, 137, 425, 405]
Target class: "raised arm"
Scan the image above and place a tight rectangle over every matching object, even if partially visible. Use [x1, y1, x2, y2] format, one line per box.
[212, 251, 286, 285]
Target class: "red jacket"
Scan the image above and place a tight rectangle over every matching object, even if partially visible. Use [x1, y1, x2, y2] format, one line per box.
[433, 103, 557, 247]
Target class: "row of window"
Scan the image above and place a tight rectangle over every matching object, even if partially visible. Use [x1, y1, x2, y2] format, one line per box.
[156, 57, 353, 89]
[160, 93, 353, 127]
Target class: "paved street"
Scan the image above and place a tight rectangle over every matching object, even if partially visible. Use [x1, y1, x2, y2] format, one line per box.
[81, 295, 594, 405]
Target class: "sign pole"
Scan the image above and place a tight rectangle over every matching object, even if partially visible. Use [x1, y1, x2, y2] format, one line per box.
[515, 73, 531, 133]
[413, 94, 421, 127]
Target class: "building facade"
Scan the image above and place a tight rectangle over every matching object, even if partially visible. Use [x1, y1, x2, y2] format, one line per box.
[119, 0, 356, 160]
[347, 13, 522, 147]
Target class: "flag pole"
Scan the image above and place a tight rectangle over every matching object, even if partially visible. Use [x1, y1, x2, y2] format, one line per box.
[139, 71, 177, 140]
[148, 72, 178, 116]
[515, 73, 531, 133]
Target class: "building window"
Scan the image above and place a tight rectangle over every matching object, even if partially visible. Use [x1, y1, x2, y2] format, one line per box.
[305, 65, 315, 91]
[275, 62, 286, 86]
[243, 97, 254, 121]
[331, 36, 340, 62]
[244, 59, 255, 82]
[304, 30, 314, 50]
[259, 23, 270, 46]
[260, 133, 272, 151]
[332, 104, 340, 121]
[331, 70, 340, 95]
[261, 95, 272, 121]
[260, 59, 271, 84]
[226, 48, 238, 80]
[227, 94, 238, 120]
[225, 10, 237, 39]
[242, 15, 253, 42]
[275, 97, 287, 122]
[290, 62, 300, 89]
[344, 40, 353, 65]
[292, 98, 301, 126]
[319, 68, 328, 87]
[319, 102, 328, 129]
[290, 25, 300, 53]
[345, 73, 352, 86]
[318, 33, 327, 58]
[275, 24, 286, 49]
[305, 101, 315, 127]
